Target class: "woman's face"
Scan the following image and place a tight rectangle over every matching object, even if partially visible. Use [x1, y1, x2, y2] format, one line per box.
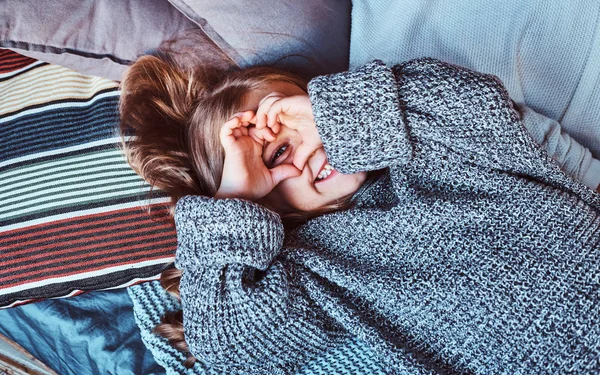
[243, 82, 367, 213]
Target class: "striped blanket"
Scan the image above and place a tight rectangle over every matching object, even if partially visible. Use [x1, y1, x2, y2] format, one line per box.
[0, 49, 176, 308]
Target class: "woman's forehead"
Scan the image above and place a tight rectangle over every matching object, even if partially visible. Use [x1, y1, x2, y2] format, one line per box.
[242, 81, 306, 111]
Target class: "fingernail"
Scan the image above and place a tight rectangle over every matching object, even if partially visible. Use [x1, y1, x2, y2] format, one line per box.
[228, 112, 244, 121]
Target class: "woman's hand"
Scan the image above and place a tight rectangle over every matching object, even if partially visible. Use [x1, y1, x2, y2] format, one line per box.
[215, 111, 301, 201]
[252, 93, 323, 170]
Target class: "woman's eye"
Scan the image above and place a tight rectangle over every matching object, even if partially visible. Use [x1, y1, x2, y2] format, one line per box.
[271, 144, 289, 165]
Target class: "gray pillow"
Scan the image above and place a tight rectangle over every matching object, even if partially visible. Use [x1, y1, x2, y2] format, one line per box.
[0, 0, 198, 81]
[167, 0, 351, 77]
[1, 0, 351, 81]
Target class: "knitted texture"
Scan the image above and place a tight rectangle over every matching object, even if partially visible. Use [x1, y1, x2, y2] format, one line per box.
[175, 196, 347, 374]
[128, 282, 212, 375]
[128, 281, 388, 375]
[175, 198, 284, 269]
[174, 59, 600, 374]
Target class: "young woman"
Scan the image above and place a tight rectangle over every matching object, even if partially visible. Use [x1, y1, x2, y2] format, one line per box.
[120, 47, 600, 374]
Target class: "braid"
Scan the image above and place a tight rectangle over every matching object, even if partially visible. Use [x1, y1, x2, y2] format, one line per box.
[153, 267, 197, 368]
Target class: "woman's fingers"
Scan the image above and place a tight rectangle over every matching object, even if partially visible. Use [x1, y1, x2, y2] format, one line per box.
[265, 95, 314, 132]
[266, 98, 291, 129]
[248, 126, 276, 144]
[232, 128, 243, 138]
[263, 126, 277, 141]
[220, 116, 241, 148]
[254, 93, 284, 132]
[237, 110, 255, 124]
[220, 111, 257, 148]
[248, 127, 264, 145]
[292, 142, 317, 171]
[269, 163, 302, 186]
[253, 126, 277, 142]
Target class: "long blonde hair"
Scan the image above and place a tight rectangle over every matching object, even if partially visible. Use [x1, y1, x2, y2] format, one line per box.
[119, 37, 307, 212]
[119, 38, 309, 368]
[119, 34, 357, 368]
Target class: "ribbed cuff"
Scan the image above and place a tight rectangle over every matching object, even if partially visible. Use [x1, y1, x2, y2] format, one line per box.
[308, 60, 411, 174]
[175, 195, 284, 270]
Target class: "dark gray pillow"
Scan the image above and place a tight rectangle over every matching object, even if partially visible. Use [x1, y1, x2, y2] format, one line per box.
[0, 0, 351, 81]
[0, 0, 199, 81]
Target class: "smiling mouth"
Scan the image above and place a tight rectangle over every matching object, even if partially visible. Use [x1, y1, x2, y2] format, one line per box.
[315, 163, 334, 182]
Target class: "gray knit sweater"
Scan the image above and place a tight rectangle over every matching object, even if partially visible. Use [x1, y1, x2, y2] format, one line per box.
[175, 59, 600, 375]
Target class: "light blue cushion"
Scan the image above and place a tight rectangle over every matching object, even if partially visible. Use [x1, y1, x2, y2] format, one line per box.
[350, 0, 600, 156]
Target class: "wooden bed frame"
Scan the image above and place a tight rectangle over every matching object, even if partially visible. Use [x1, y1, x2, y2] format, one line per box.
[0, 333, 56, 375]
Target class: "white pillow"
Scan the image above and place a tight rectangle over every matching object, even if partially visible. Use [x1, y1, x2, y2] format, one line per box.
[350, 0, 600, 156]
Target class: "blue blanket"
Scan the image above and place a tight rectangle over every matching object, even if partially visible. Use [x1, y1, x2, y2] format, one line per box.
[0, 288, 164, 375]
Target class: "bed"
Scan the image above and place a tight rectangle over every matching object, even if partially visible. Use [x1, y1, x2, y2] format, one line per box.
[1, 0, 599, 374]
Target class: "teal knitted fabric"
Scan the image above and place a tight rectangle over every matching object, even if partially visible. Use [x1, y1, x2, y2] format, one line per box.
[133, 59, 600, 374]
[128, 281, 387, 375]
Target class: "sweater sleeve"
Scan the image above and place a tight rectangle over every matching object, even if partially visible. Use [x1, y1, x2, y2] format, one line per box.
[307, 60, 411, 174]
[174, 196, 342, 374]
[308, 59, 558, 180]
[516, 104, 600, 190]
